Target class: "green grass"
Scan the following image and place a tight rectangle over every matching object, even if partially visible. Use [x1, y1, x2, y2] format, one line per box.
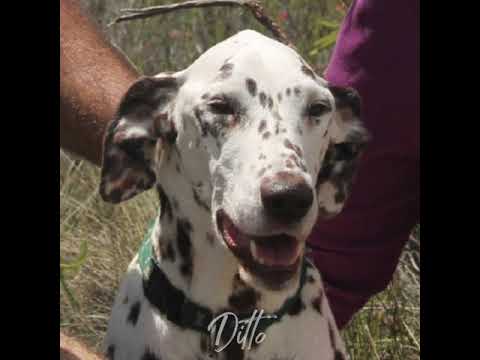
[59, 153, 420, 359]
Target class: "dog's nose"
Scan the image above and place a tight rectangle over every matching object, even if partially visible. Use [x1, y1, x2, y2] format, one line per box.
[260, 172, 313, 225]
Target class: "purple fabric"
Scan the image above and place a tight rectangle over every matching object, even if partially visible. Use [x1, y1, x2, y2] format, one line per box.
[309, 0, 420, 329]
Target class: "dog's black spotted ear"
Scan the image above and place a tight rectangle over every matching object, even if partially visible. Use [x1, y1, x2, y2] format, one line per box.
[99, 74, 181, 204]
[316, 85, 370, 218]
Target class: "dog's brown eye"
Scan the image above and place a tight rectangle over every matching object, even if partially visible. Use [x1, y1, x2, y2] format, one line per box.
[208, 99, 234, 115]
[308, 103, 330, 117]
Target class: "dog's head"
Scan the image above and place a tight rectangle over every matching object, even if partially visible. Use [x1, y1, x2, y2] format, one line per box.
[100, 30, 369, 291]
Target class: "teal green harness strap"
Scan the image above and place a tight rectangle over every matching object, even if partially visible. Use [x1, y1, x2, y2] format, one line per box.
[138, 218, 157, 279]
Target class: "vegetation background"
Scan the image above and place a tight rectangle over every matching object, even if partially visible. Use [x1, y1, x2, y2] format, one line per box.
[60, 1, 420, 359]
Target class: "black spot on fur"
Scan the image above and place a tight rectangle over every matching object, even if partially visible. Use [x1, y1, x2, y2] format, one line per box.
[297, 124, 303, 135]
[106, 344, 115, 360]
[223, 341, 244, 360]
[220, 62, 233, 71]
[246, 78, 257, 97]
[263, 131, 271, 140]
[287, 296, 305, 316]
[328, 85, 361, 118]
[228, 287, 261, 313]
[192, 187, 210, 212]
[200, 335, 209, 353]
[140, 348, 161, 360]
[267, 96, 273, 109]
[127, 301, 141, 326]
[157, 186, 173, 221]
[232, 272, 243, 287]
[312, 293, 323, 315]
[116, 76, 177, 119]
[194, 106, 208, 137]
[289, 154, 307, 172]
[259, 153, 266, 160]
[201, 93, 210, 100]
[284, 139, 303, 158]
[163, 242, 176, 261]
[213, 171, 226, 206]
[301, 64, 316, 80]
[206, 232, 215, 244]
[294, 87, 301, 96]
[219, 62, 234, 79]
[171, 197, 179, 210]
[258, 119, 267, 133]
[193, 105, 225, 139]
[286, 88, 291, 96]
[277, 92, 282, 102]
[334, 189, 347, 204]
[180, 263, 192, 277]
[177, 219, 193, 279]
[258, 168, 266, 177]
[259, 92, 267, 108]
[306, 275, 315, 283]
[164, 120, 178, 145]
[317, 147, 335, 186]
[153, 112, 178, 144]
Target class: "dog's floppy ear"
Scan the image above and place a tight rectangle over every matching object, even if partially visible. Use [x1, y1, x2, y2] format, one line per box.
[316, 86, 370, 218]
[99, 74, 181, 204]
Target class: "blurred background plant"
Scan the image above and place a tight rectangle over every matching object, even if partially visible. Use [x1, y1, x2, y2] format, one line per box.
[82, 0, 351, 75]
[60, 1, 419, 358]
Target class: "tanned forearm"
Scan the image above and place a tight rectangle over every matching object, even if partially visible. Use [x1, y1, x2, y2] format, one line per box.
[60, 0, 139, 166]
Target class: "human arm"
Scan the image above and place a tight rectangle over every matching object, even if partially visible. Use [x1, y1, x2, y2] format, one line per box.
[60, 0, 139, 166]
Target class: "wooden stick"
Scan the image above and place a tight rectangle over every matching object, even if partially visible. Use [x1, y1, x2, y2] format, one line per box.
[108, 0, 294, 49]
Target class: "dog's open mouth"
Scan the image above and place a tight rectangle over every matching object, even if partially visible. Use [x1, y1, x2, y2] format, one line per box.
[216, 210, 302, 287]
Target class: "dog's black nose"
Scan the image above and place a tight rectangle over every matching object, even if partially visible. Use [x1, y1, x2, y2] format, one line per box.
[260, 172, 313, 225]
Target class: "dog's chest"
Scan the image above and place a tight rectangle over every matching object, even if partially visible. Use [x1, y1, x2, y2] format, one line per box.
[104, 260, 347, 360]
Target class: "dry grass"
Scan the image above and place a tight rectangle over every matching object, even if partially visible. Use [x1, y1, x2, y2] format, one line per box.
[59, 153, 419, 359]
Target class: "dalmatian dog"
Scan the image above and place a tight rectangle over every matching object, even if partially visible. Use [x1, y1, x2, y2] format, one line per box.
[100, 30, 369, 360]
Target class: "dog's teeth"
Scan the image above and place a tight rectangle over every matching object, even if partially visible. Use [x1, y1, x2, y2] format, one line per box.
[250, 241, 265, 265]
[250, 241, 258, 259]
[287, 245, 302, 265]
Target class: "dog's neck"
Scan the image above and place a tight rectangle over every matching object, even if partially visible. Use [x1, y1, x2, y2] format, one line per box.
[150, 156, 301, 314]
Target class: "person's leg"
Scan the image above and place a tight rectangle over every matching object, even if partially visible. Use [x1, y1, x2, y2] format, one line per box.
[309, 0, 419, 329]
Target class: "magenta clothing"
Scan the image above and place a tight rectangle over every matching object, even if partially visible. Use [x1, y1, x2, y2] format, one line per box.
[309, 0, 419, 328]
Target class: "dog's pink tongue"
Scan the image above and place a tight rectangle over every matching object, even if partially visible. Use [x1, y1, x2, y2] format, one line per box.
[254, 238, 299, 266]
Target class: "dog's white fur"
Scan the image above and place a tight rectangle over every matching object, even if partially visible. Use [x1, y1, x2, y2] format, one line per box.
[101, 30, 369, 360]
